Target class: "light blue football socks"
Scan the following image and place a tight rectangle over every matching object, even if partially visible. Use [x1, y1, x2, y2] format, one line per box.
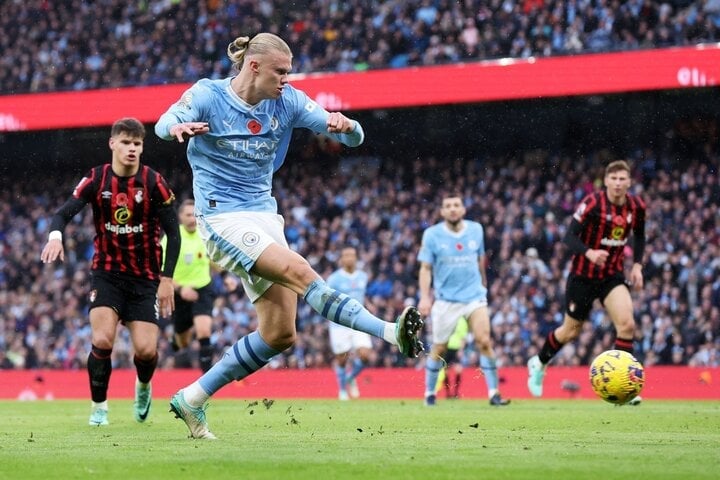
[480, 355, 499, 397]
[304, 279, 387, 339]
[198, 331, 280, 396]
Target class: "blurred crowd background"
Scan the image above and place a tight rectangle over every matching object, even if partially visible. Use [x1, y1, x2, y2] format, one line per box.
[1, 0, 719, 372]
[2, 0, 719, 94]
[1, 139, 718, 371]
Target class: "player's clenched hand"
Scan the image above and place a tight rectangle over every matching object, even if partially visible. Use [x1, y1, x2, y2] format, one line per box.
[629, 264, 644, 290]
[169, 122, 210, 143]
[326, 112, 355, 134]
[41, 240, 64, 263]
[585, 249, 609, 266]
[158, 277, 175, 317]
[418, 296, 432, 317]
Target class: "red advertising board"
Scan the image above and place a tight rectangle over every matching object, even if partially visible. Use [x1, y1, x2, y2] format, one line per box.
[2, 366, 717, 400]
[1, 45, 718, 132]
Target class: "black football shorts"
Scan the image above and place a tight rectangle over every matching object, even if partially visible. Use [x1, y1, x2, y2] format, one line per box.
[172, 284, 216, 334]
[564, 273, 628, 321]
[89, 271, 160, 324]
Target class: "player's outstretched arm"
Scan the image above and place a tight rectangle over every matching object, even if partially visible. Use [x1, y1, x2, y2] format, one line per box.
[40, 197, 86, 264]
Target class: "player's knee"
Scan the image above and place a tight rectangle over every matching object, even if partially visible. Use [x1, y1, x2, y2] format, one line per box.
[91, 337, 114, 350]
[615, 318, 635, 337]
[134, 346, 157, 361]
[283, 255, 317, 285]
[264, 329, 296, 351]
[358, 348, 372, 362]
[474, 335, 491, 351]
[194, 320, 212, 338]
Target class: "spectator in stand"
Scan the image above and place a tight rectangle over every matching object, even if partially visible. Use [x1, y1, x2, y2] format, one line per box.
[1, 0, 717, 94]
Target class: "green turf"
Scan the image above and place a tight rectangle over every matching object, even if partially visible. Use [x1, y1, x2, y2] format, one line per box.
[1, 399, 718, 480]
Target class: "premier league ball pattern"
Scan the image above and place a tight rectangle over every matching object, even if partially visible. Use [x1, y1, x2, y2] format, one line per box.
[589, 350, 645, 404]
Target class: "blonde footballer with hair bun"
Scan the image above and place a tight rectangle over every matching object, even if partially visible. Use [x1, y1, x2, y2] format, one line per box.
[227, 33, 292, 71]
[156, 31, 424, 439]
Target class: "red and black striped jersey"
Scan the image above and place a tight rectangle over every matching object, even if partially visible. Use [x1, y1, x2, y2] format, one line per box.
[569, 191, 646, 279]
[71, 164, 176, 280]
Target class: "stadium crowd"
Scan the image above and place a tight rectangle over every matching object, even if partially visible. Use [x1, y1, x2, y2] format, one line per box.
[1, 0, 719, 94]
[1, 135, 719, 372]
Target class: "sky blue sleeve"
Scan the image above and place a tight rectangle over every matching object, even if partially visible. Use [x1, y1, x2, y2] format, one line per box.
[477, 223, 486, 255]
[417, 229, 435, 264]
[154, 81, 212, 140]
[289, 87, 364, 147]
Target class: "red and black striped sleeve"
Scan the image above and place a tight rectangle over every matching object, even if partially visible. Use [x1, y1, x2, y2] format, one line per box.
[630, 194, 646, 265]
[48, 167, 98, 232]
[565, 192, 601, 275]
[149, 168, 180, 277]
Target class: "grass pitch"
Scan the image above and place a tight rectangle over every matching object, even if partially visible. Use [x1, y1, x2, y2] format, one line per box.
[0, 398, 718, 480]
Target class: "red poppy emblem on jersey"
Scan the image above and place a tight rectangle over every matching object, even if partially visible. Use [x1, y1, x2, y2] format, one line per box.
[612, 215, 626, 227]
[116, 193, 128, 207]
[456, 243, 463, 251]
[247, 120, 262, 134]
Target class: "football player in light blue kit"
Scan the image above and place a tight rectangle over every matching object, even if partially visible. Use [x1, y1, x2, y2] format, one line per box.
[418, 192, 510, 407]
[326, 246, 374, 400]
[155, 33, 423, 439]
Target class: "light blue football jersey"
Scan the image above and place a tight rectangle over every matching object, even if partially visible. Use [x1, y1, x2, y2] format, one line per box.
[417, 220, 487, 303]
[326, 268, 368, 304]
[155, 78, 364, 216]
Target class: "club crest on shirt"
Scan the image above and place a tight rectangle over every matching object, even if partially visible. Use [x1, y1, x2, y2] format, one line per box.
[242, 232, 260, 247]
